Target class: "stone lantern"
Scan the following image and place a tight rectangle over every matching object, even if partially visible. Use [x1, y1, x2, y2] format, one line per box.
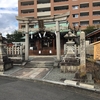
[60, 30, 80, 72]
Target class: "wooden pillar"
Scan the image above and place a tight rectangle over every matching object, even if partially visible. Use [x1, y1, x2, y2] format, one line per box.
[52, 39, 55, 54]
[94, 36, 97, 42]
[53, 39, 55, 50]
[36, 40, 40, 50]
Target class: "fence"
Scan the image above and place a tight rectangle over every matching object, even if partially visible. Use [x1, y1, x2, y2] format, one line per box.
[7, 45, 25, 57]
[86, 40, 100, 60]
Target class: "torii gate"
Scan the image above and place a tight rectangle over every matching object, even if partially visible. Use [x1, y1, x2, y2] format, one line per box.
[16, 12, 70, 61]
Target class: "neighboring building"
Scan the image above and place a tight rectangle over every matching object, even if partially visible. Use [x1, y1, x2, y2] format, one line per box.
[86, 29, 100, 43]
[86, 29, 100, 60]
[18, 0, 100, 30]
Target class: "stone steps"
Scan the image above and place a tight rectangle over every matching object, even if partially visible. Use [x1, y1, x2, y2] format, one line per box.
[25, 61, 54, 68]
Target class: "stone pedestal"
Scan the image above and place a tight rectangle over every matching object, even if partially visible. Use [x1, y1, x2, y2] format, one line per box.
[0, 63, 4, 71]
[86, 73, 94, 84]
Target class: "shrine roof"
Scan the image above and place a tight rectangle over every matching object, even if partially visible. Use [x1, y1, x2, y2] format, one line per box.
[86, 29, 100, 38]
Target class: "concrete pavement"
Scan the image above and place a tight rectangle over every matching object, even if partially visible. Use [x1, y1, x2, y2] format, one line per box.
[0, 76, 100, 100]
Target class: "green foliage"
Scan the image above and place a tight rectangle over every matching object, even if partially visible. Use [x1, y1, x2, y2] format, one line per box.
[84, 25, 96, 35]
[6, 30, 23, 43]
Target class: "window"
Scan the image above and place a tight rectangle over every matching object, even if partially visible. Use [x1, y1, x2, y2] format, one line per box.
[54, 5, 69, 11]
[80, 12, 89, 17]
[80, 21, 89, 26]
[29, 25, 34, 28]
[93, 2, 100, 7]
[72, 5, 79, 10]
[54, 0, 68, 2]
[37, 0, 50, 4]
[73, 14, 79, 18]
[73, 22, 79, 26]
[21, 9, 34, 14]
[21, 1, 34, 6]
[93, 11, 100, 16]
[37, 8, 50, 12]
[72, 0, 77, 1]
[80, 3, 89, 8]
[93, 20, 100, 24]
[21, 25, 25, 28]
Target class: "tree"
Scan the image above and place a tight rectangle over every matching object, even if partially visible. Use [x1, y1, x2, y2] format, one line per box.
[6, 30, 23, 43]
[84, 25, 96, 35]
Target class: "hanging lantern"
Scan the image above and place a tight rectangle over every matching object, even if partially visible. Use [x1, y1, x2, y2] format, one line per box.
[31, 34, 33, 39]
[29, 31, 33, 39]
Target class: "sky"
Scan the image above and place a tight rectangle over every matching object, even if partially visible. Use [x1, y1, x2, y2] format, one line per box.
[0, 0, 18, 37]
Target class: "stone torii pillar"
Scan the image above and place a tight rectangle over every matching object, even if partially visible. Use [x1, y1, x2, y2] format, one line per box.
[56, 20, 61, 61]
[25, 22, 29, 61]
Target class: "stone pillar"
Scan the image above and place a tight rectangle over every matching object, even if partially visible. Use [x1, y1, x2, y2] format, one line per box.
[0, 34, 3, 72]
[56, 20, 61, 61]
[80, 31, 86, 75]
[0, 34, 5, 72]
[25, 22, 29, 61]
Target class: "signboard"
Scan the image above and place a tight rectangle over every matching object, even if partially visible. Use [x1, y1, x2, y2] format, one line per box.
[38, 20, 44, 30]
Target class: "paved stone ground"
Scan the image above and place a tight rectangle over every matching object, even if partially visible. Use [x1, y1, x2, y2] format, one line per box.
[44, 68, 75, 82]
[3, 56, 55, 79]
[4, 66, 51, 79]
[11, 67, 50, 79]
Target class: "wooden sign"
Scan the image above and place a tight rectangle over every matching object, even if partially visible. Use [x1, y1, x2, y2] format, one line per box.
[38, 20, 44, 30]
